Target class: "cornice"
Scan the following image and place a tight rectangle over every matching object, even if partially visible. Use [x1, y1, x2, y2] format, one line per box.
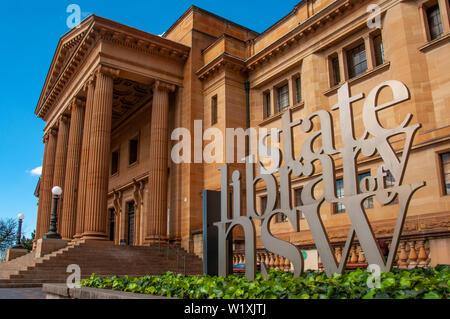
[35, 15, 190, 120]
[196, 53, 247, 81]
[246, 0, 358, 71]
[195, 0, 363, 80]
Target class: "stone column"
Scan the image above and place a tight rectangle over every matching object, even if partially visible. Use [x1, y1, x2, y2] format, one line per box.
[145, 81, 175, 244]
[35, 134, 50, 239]
[61, 97, 85, 240]
[74, 75, 95, 239]
[38, 128, 58, 239]
[52, 114, 70, 233]
[82, 65, 118, 240]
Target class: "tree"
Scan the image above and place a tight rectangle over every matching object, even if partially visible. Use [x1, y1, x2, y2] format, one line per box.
[0, 218, 17, 251]
[21, 230, 35, 252]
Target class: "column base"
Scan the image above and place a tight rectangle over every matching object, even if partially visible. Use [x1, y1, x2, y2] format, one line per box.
[80, 231, 108, 241]
[144, 235, 169, 247]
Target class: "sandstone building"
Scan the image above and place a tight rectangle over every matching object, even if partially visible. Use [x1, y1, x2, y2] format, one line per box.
[33, 0, 450, 269]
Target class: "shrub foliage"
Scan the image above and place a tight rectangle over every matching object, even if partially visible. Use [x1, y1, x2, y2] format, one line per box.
[80, 266, 449, 299]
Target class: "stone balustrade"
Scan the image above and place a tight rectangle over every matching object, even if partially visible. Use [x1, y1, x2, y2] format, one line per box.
[232, 239, 432, 272]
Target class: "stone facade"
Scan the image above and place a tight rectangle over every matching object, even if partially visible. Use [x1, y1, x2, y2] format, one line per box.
[34, 0, 450, 266]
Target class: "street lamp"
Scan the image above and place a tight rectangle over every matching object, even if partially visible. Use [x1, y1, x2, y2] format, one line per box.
[44, 186, 62, 239]
[12, 213, 24, 249]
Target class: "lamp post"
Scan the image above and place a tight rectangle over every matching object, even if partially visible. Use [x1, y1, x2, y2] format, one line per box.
[44, 186, 62, 239]
[12, 213, 24, 248]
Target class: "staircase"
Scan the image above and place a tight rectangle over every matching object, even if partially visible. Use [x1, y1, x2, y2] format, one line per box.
[0, 241, 203, 288]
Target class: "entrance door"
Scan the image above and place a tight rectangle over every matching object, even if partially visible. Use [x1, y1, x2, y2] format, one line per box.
[127, 202, 135, 246]
[109, 208, 115, 242]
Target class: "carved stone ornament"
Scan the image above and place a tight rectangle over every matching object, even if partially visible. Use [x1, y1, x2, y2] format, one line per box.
[214, 80, 425, 280]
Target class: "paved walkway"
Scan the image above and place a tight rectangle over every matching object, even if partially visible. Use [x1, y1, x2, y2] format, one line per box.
[0, 288, 46, 299]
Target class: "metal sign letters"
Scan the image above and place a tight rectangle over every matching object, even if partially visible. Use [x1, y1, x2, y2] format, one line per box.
[213, 80, 425, 280]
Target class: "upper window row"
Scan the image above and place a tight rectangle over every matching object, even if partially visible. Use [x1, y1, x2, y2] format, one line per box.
[328, 32, 385, 87]
[262, 75, 302, 119]
[111, 135, 140, 176]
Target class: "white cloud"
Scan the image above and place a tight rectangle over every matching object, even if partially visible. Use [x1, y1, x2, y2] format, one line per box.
[28, 166, 42, 176]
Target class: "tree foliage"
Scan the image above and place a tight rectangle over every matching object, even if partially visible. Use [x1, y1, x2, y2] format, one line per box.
[0, 218, 17, 251]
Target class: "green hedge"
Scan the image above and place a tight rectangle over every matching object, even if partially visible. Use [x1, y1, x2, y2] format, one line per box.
[80, 265, 449, 299]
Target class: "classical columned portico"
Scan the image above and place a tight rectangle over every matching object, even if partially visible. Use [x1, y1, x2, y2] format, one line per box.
[61, 97, 85, 239]
[145, 81, 175, 245]
[82, 66, 119, 240]
[52, 114, 70, 233]
[74, 75, 96, 239]
[37, 128, 58, 239]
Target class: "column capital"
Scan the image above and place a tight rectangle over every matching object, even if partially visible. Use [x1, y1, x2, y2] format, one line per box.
[153, 80, 176, 93]
[95, 64, 120, 79]
[49, 126, 58, 136]
[58, 114, 70, 124]
[82, 74, 97, 93]
[70, 96, 86, 110]
[67, 96, 85, 113]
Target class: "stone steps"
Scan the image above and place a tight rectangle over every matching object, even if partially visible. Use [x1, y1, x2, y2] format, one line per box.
[0, 241, 203, 287]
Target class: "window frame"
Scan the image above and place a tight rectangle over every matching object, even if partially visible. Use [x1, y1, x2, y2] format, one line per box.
[128, 134, 140, 166]
[372, 33, 385, 67]
[329, 53, 341, 87]
[346, 41, 368, 79]
[263, 91, 271, 119]
[276, 83, 290, 112]
[211, 95, 218, 126]
[111, 149, 120, 176]
[426, 3, 444, 40]
[439, 151, 450, 196]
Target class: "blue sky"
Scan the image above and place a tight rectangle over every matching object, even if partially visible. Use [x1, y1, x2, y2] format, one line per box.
[0, 0, 300, 237]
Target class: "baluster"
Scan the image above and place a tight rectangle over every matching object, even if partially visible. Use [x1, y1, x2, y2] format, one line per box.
[277, 256, 284, 271]
[408, 241, 418, 269]
[264, 252, 270, 268]
[350, 245, 358, 264]
[335, 246, 342, 263]
[268, 253, 275, 269]
[417, 240, 428, 267]
[274, 254, 280, 270]
[398, 241, 408, 269]
[284, 256, 291, 272]
[357, 245, 366, 263]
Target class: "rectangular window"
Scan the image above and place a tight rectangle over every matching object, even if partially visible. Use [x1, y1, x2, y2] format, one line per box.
[264, 92, 271, 118]
[427, 4, 443, 40]
[384, 169, 399, 204]
[211, 95, 218, 125]
[295, 77, 302, 104]
[111, 150, 119, 175]
[260, 195, 267, 216]
[129, 137, 139, 165]
[335, 178, 345, 214]
[347, 43, 367, 78]
[373, 34, 385, 66]
[331, 55, 341, 86]
[294, 187, 304, 218]
[441, 152, 450, 195]
[277, 84, 290, 112]
[275, 199, 287, 223]
[358, 172, 374, 209]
